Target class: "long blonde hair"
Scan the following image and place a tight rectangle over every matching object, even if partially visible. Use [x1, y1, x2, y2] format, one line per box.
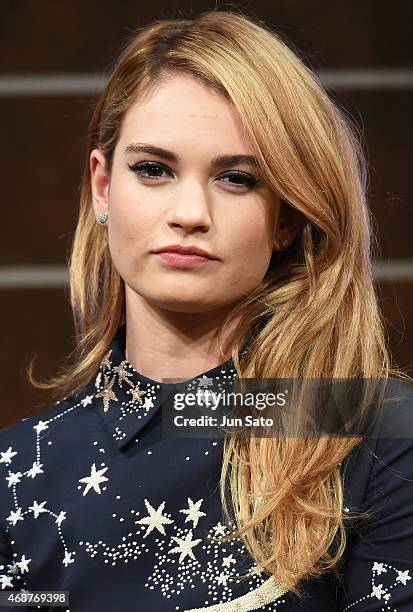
[27, 8, 411, 598]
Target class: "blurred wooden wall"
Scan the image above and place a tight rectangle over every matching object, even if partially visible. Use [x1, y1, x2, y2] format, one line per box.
[1, 1, 412, 428]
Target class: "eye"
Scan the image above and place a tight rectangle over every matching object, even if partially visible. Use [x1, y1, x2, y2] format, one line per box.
[219, 170, 259, 189]
[128, 161, 172, 181]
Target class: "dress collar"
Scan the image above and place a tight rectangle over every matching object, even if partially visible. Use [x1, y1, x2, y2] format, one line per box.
[88, 323, 238, 450]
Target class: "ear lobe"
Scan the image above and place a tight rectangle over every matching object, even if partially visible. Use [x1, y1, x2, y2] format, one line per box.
[273, 200, 306, 250]
[272, 234, 291, 251]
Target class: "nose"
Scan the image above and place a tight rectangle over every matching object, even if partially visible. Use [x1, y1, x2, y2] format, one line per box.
[165, 177, 212, 233]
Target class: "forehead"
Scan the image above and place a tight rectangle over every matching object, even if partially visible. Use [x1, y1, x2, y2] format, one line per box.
[118, 74, 252, 152]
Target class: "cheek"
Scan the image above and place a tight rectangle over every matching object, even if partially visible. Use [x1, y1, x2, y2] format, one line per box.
[229, 213, 274, 266]
[217, 233, 271, 299]
[106, 191, 156, 268]
[107, 174, 159, 236]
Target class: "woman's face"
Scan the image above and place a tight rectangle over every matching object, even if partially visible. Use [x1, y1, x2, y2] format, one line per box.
[90, 73, 288, 314]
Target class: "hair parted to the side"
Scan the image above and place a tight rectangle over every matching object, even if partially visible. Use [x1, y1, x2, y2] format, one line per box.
[27, 7, 412, 598]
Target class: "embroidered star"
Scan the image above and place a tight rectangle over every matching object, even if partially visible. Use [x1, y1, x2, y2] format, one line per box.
[114, 361, 133, 386]
[222, 554, 236, 568]
[396, 569, 411, 585]
[216, 571, 230, 586]
[6, 472, 22, 487]
[0, 447, 17, 465]
[79, 463, 109, 495]
[34, 420, 48, 434]
[101, 350, 112, 371]
[6, 508, 24, 526]
[6, 562, 21, 575]
[27, 462, 44, 478]
[143, 396, 154, 409]
[372, 583, 386, 600]
[29, 500, 48, 518]
[55, 511, 67, 527]
[81, 394, 94, 407]
[373, 561, 387, 575]
[136, 499, 173, 537]
[130, 385, 146, 404]
[95, 374, 118, 412]
[16, 555, 31, 573]
[213, 521, 227, 537]
[0, 574, 13, 589]
[169, 529, 202, 563]
[197, 376, 214, 389]
[179, 498, 206, 528]
[63, 552, 75, 567]
[249, 563, 263, 575]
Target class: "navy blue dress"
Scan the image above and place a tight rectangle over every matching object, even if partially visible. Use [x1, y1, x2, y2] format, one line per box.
[1, 323, 413, 611]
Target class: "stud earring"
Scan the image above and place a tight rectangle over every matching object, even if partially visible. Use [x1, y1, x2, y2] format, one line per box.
[282, 239, 289, 248]
[98, 212, 108, 224]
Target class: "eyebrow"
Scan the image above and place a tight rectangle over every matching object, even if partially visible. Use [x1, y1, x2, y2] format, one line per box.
[124, 142, 259, 169]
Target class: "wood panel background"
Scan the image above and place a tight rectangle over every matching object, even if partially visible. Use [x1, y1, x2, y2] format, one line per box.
[1, 1, 412, 428]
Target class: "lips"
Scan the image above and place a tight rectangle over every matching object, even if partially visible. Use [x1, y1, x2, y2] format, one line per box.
[152, 244, 217, 259]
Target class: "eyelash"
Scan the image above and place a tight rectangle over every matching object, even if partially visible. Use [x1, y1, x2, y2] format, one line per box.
[127, 161, 260, 190]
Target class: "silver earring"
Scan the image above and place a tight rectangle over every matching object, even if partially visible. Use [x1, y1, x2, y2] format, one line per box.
[98, 212, 108, 224]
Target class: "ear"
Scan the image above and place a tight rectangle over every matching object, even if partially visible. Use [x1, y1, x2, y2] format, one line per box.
[273, 199, 306, 251]
[90, 148, 110, 220]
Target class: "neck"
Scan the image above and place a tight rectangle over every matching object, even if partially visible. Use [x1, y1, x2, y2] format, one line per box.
[124, 290, 242, 384]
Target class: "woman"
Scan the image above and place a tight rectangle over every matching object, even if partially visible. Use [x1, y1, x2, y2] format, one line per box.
[1, 8, 413, 611]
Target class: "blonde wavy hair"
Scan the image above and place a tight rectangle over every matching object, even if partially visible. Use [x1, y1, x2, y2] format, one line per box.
[27, 8, 411, 599]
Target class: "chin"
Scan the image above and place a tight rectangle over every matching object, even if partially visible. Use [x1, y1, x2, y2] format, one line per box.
[153, 298, 216, 314]
[143, 292, 227, 314]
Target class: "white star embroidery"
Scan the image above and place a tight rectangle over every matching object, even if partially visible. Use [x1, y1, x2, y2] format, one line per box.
[373, 561, 387, 575]
[169, 529, 202, 563]
[179, 497, 206, 528]
[6, 562, 21, 575]
[16, 555, 31, 573]
[0, 574, 13, 589]
[372, 583, 386, 600]
[55, 511, 67, 527]
[222, 554, 236, 568]
[79, 463, 109, 495]
[27, 462, 44, 478]
[29, 500, 48, 518]
[136, 499, 173, 537]
[81, 395, 94, 407]
[396, 569, 411, 585]
[249, 563, 263, 575]
[216, 572, 230, 586]
[0, 447, 17, 465]
[6, 472, 22, 487]
[63, 552, 75, 567]
[213, 521, 226, 537]
[34, 421, 48, 434]
[143, 396, 154, 409]
[6, 508, 24, 526]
